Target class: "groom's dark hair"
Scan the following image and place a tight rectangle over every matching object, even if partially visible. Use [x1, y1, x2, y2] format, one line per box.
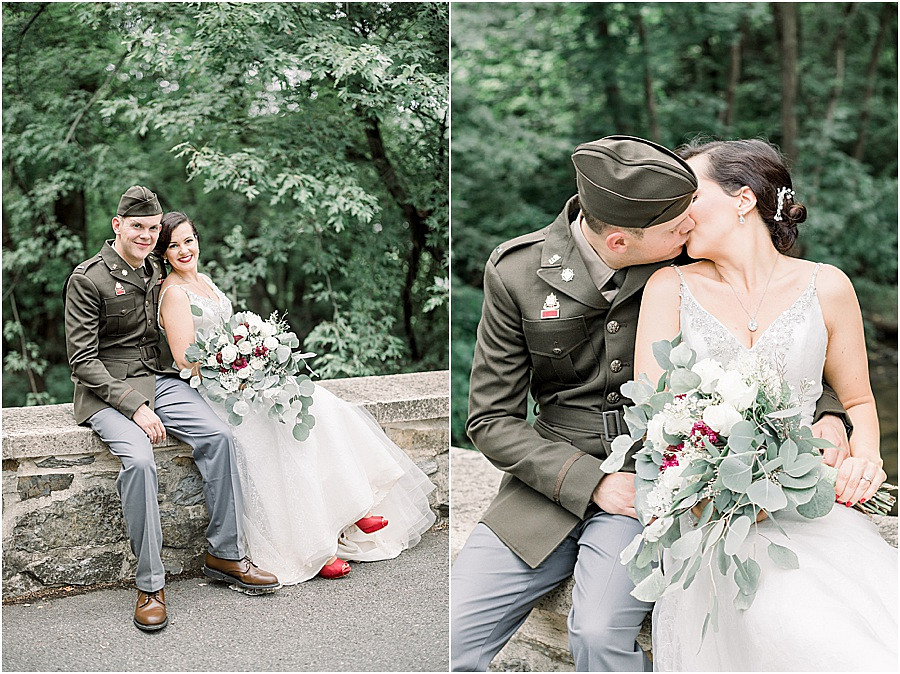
[153, 212, 199, 261]
[581, 206, 644, 239]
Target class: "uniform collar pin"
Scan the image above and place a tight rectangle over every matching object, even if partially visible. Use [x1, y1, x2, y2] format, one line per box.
[548, 254, 561, 265]
[561, 268, 575, 282]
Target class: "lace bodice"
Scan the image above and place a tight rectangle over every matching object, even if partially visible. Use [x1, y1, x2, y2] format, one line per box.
[158, 273, 233, 334]
[675, 263, 827, 425]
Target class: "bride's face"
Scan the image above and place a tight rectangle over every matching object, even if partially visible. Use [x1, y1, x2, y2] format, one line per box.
[164, 221, 201, 274]
[684, 155, 742, 259]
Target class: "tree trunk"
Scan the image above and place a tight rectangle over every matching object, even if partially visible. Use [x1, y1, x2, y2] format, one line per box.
[812, 3, 857, 192]
[853, 3, 894, 161]
[635, 12, 660, 143]
[720, 12, 748, 131]
[590, 5, 630, 133]
[773, 3, 799, 163]
[53, 189, 87, 249]
[361, 115, 432, 362]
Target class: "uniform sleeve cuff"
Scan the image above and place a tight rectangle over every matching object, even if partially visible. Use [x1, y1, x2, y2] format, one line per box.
[556, 453, 606, 518]
[118, 389, 149, 420]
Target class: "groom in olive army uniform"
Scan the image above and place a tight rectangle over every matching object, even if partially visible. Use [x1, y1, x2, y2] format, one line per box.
[64, 186, 279, 632]
[450, 136, 850, 671]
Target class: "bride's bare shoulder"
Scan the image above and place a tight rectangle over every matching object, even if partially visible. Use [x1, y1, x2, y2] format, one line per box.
[811, 262, 860, 315]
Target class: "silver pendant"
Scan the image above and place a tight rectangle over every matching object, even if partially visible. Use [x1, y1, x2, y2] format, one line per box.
[748, 320, 758, 332]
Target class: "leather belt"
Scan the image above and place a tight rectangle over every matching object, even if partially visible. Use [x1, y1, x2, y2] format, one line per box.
[102, 345, 161, 361]
[538, 404, 625, 442]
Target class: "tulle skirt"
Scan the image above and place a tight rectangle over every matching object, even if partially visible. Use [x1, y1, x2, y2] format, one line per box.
[652, 505, 898, 671]
[209, 384, 436, 585]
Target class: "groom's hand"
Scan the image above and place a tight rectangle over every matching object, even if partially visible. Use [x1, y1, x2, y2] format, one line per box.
[811, 414, 850, 469]
[133, 404, 166, 444]
[591, 472, 638, 519]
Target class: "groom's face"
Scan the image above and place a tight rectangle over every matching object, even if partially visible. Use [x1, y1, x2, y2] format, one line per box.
[627, 205, 696, 264]
[112, 214, 162, 268]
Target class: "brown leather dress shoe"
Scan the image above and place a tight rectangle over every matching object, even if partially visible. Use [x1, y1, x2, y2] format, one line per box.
[202, 553, 281, 592]
[134, 588, 167, 632]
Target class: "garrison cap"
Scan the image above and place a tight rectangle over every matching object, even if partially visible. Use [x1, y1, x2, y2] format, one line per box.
[572, 135, 697, 229]
[116, 186, 162, 218]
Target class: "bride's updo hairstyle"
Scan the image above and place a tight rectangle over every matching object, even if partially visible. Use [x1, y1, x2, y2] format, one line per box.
[153, 211, 199, 262]
[676, 138, 807, 253]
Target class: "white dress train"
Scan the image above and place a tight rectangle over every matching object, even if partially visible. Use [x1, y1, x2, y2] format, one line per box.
[160, 275, 436, 584]
[651, 265, 898, 671]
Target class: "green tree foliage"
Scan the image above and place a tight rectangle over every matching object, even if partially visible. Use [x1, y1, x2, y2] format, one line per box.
[451, 2, 897, 449]
[3, 2, 449, 407]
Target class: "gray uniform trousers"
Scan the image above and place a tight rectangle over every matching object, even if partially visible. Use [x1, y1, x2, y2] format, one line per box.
[451, 513, 652, 672]
[87, 375, 245, 592]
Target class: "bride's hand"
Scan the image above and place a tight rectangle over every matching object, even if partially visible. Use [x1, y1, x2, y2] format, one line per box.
[834, 456, 886, 507]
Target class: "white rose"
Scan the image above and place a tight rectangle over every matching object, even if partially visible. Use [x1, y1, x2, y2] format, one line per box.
[233, 324, 249, 338]
[664, 415, 693, 438]
[238, 340, 253, 355]
[246, 313, 263, 330]
[260, 323, 276, 338]
[702, 403, 743, 436]
[236, 366, 252, 379]
[217, 335, 229, 348]
[646, 414, 667, 449]
[250, 357, 265, 370]
[714, 371, 758, 411]
[669, 342, 694, 368]
[692, 358, 726, 394]
[205, 355, 219, 368]
[263, 336, 279, 350]
[220, 344, 238, 363]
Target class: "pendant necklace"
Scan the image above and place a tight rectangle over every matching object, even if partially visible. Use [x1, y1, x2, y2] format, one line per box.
[720, 254, 780, 332]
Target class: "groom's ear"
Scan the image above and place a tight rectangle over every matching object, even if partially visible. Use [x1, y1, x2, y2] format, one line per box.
[111, 216, 122, 235]
[604, 230, 630, 254]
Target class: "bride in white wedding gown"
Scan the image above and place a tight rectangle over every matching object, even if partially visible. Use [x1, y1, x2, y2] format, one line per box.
[634, 139, 897, 671]
[155, 212, 436, 584]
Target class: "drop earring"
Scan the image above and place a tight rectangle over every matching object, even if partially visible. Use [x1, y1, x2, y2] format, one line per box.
[738, 210, 745, 224]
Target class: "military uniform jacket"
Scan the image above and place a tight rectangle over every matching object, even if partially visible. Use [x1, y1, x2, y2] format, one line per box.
[467, 196, 848, 569]
[64, 241, 176, 424]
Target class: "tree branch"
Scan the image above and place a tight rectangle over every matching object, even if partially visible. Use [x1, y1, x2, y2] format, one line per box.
[64, 50, 128, 145]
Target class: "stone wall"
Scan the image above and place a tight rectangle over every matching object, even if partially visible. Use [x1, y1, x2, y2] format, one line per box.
[1, 372, 448, 599]
[451, 446, 899, 672]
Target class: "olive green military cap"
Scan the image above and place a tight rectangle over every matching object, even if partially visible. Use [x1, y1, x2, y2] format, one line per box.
[116, 185, 162, 217]
[572, 135, 697, 228]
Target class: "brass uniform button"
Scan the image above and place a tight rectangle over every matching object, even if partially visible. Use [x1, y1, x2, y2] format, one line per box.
[552, 347, 562, 355]
[609, 359, 622, 373]
[606, 321, 620, 334]
[607, 392, 620, 404]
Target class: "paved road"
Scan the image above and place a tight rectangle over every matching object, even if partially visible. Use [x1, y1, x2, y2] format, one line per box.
[2, 529, 448, 672]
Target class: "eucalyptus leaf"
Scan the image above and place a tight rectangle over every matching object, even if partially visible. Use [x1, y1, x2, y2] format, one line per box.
[784, 453, 821, 478]
[635, 539, 658, 568]
[621, 378, 655, 406]
[630, 568, 666, 602]
[292, 423, 310, 442]
[190, 304, 203, 317]
[623, 405, 648, 433]
[298, 378, 316, 396]
[671, 527, 703, 560]
[228, 412, 243, 426]
[652, 339, 674, 371]
[619, 533, 643, 565]
[681, 554, 704, 590]
[777, 471, 819, 489]
[767, 542, 800, 570]
[783, 484, 817, 507]
[719, 456, 753, 492]
[780, 437, 799, 466]
[796, 478, 837, 519]
[733, 588, 756, 610]
[716, 541, 731, 576]
[670, 368, 701, 394]
[625, 556, 654, 586]
[723, 515, 752, 556]
[746, 479, 787, 512]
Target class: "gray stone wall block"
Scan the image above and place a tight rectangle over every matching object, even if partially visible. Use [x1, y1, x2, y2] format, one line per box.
[17, 474, 75, 501]
[13, 482, 128, 553]
[26, 551, 127, 587]
[35, 456, 96, 468]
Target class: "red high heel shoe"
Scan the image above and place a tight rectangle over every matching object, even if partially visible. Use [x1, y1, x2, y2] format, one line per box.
[355, 515, 389, 534]
[318, 557, 350, 579]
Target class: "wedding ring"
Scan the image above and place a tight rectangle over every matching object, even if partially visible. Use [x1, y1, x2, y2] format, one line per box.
[862, 474, 873, 482]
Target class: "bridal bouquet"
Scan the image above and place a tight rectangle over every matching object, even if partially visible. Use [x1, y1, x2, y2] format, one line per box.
[600, 335, 895, 638]
[181, 309, 317, 441]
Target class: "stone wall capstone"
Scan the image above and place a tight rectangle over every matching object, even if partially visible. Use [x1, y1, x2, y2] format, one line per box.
[1, 371, 448, 599]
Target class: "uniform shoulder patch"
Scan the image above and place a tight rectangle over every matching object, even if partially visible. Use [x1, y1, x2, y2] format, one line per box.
[490, 227, 549, 264]
[71, 256, 102, 276]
